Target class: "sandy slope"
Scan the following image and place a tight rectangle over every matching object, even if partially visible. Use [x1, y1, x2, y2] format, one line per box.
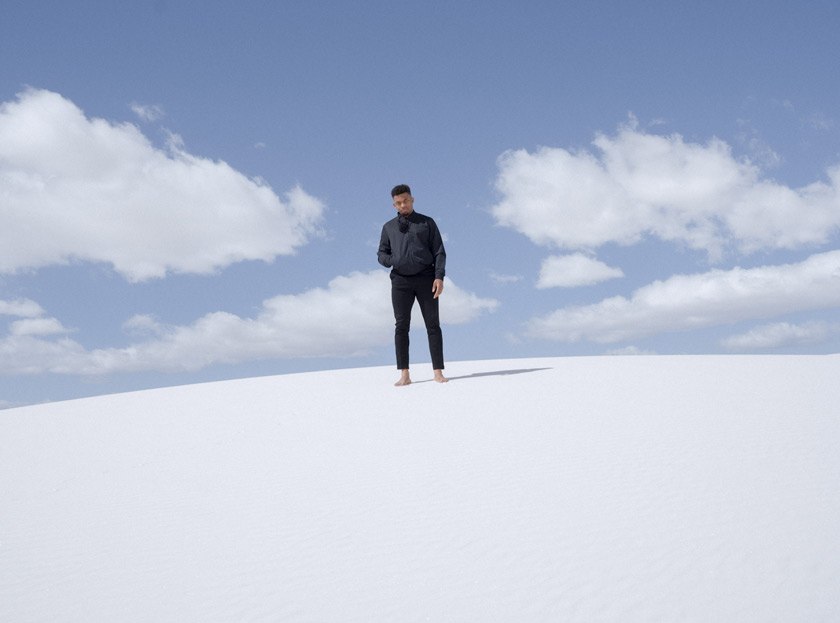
[2, 356, 839, 622]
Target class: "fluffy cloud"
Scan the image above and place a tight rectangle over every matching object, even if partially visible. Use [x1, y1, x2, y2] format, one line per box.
[0, 89, 324, 281]
[0, 298, 45, 318]
[537, 253, 624, 288]
[0, 271, 498, 375]
[491, 122, 840, 260]
[10, 317, 70, 337]
[442, 281, 500, 323]
[525, 250, 840, 344]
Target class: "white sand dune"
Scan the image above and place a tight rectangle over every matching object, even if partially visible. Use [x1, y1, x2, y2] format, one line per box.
[2, 356, 839, 622]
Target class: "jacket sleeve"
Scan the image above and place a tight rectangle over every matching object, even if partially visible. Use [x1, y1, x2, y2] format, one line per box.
[429, 219, 446, 280]
[377, 224, 393, 268]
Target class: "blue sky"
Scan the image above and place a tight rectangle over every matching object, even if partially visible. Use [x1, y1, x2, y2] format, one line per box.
[2, 0, 840, 407]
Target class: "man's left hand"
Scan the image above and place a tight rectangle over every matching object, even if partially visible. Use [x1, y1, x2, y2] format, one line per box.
[432, 279, 444, 299]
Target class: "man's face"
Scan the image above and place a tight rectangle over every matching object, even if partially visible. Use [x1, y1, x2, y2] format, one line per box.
[392, 192, 414, 216]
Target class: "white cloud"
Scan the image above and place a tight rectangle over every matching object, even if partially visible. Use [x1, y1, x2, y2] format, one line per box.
[130, 102, 165, 122]
[805, 111, 835, 132]
[735, 121, 782, 170]
[10, 317, 69, 337]
[441, 279, 499, 323]
[0, 298, 45, 318]
[0, 89, 325, 281]
[605, 346, 657, 356]
[525, 249, 840, 344]
[721, 321, 837, 351]
[489, 272, 523, 285]
[491, 122, 840, 260]
[0, 271, 498, 375]
[122, 314, 165, 337]
[0, 335, 87, 376]
[537, 253, 624, 288]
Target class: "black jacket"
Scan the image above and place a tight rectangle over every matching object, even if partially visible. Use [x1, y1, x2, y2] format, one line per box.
[378, 211, 446, 279]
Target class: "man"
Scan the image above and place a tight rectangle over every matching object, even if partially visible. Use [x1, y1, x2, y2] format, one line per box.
[378, 184, 448, 386]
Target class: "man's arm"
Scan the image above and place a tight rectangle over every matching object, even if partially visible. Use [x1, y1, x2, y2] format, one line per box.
[377, 225, 393, 268]
[429, 218, 446, 280]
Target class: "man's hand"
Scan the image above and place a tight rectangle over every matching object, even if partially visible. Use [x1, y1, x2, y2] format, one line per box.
[432, 279, 444, 299]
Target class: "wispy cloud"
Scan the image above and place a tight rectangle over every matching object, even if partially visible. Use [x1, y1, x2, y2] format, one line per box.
[1, 89, 325, 281]
[130, 102, 165, 122]
[735, 120, 783, 169]
[805, 112, 836, 132]
[489, 272, 523, 285]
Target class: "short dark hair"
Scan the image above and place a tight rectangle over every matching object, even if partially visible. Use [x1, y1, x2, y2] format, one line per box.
[391, 184, 411, 197]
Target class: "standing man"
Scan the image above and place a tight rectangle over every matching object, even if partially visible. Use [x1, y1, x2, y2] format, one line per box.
[378, 184, 448, 386]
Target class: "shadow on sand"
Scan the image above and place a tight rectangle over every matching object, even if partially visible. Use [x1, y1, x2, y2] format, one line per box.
[412, 367, 552, 384]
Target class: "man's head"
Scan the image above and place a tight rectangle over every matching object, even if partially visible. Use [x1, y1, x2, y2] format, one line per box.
[391, 184, 411, 198]
[391, 184, 414, 217]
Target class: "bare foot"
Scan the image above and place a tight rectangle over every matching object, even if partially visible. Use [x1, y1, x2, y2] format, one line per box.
[433, 370, 449, 383]
[394, 371, 412, 386]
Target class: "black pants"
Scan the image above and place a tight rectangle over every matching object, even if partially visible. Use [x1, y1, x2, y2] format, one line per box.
[391, 272, 444, 370]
